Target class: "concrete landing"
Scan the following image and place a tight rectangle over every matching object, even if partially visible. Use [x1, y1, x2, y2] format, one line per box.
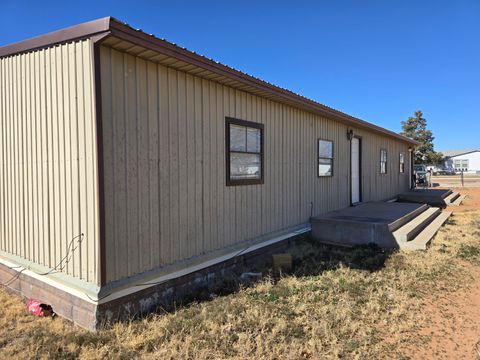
[311, 202, 428, 248]
[397, 189, 453, 207]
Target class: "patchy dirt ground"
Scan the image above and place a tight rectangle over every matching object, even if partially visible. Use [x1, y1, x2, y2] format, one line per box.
[433, 174, 480, 188]
[400, 189, 480, 359]
[0, 189, 479, 359]
[400, 261, 480, 359]
[447, 187, 480, 212]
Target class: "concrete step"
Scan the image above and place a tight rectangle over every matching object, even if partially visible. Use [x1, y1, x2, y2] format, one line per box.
[451, 194, 466, 206]
[393, 207, 441, 242]
[400, 211, 452, 250]
[444, 192, 460, 205]
[388, 203, 429, 232]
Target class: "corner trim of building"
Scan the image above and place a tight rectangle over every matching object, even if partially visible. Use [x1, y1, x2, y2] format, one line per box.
[92, 37, 107, 286]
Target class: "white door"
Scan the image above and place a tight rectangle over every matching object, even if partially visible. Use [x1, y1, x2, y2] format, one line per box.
[351, 137, 360, 204]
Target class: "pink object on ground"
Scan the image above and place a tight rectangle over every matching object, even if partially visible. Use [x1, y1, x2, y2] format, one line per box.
[27, 299, 55, 317]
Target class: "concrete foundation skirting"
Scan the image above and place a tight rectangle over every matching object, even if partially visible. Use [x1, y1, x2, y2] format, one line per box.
[0, 263, 98, 328]
[1, 229, 309, 330]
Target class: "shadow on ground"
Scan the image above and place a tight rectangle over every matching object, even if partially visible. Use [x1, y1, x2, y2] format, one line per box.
[168, 235, 393, 312]
[290, 237, 392, 276]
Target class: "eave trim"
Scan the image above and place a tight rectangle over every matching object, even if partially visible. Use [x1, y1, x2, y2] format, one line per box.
[0, 16, 419, 145]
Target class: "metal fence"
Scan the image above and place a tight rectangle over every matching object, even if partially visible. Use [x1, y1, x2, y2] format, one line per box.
[429, 171, 480, 188]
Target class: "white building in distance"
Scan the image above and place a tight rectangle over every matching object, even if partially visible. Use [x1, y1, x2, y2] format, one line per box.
[442, 149, 480, 173]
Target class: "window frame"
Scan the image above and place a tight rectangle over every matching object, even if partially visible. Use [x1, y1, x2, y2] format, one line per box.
[454, 159, 469, 172]
[380, 149, 388, 174]
[454, 159, 461, 170]
[318, 138, 334, 177]
[225, 117, 264, 186]
[399, 152, 405, 173]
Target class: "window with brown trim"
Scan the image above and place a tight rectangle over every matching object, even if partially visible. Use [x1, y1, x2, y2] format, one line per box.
[318, 139, 333, 177]
[226, 117, 264, 185]
[399, 153, 405, 173]
[380, 149, 387, 174]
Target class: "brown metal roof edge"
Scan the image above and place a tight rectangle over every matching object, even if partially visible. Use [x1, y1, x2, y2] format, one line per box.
[107, 18, 418, 146]
[0, 17, 111, 57]
[0, 16, 419, 146]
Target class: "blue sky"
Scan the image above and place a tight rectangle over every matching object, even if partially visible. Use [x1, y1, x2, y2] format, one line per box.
[1, 0, 478, 151]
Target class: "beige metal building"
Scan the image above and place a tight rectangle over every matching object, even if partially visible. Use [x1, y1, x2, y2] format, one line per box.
[0, 17, 417, 329]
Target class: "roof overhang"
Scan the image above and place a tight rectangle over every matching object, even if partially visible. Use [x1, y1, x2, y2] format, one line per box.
[444, 150, 480, 158]
[0, 16, 419, 146]
[0, 17, 110, 57]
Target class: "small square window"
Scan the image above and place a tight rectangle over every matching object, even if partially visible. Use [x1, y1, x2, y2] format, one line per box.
[318, 139, 333, 177]
[226, 117, 264, 185]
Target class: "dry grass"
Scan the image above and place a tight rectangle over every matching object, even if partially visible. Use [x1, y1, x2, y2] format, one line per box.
[1, 210, 480, 359]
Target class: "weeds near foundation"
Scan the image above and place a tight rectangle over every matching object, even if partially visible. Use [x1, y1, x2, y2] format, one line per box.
[1, 210, 480, 359]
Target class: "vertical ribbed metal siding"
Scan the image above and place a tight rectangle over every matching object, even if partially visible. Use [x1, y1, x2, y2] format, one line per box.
[354, 128, 411, 201]
[0, 39, 99, 283]
[100, 46, 411, 283]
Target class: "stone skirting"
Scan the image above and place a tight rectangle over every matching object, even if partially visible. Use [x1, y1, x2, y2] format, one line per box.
[1, 230, 308, 330]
